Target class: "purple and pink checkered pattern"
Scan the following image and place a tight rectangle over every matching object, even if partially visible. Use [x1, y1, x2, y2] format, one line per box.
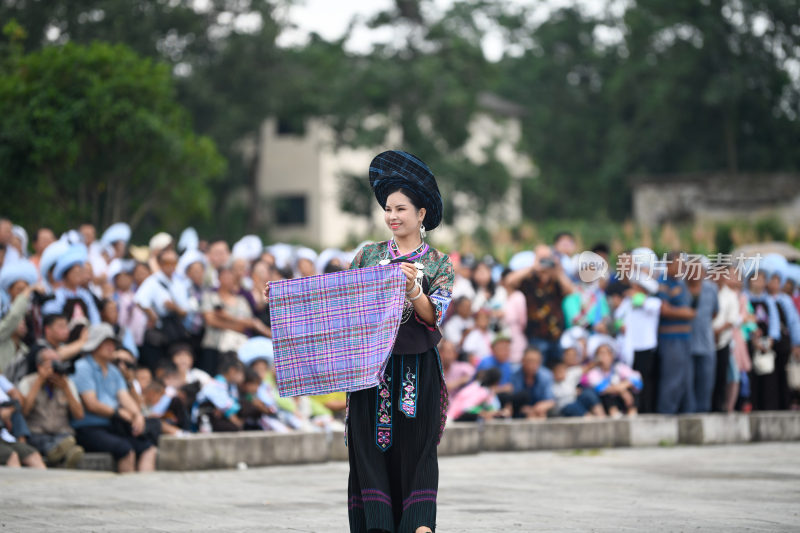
[268, 264, 406, 397]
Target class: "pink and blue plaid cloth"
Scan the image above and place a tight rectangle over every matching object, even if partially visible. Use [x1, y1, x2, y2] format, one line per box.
[268, 264, 406, 397]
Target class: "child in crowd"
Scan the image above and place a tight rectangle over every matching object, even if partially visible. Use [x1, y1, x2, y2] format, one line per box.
[551, 356, 604, 418]
[439, 339, 474, 394]
[142, 379, 189, 434]
[446, 368, 509, 422]
[461, 308, 493, 365]
[581, 342, 642, 417]
[194, 356, 245, 432]
[442, 296, 474, 348]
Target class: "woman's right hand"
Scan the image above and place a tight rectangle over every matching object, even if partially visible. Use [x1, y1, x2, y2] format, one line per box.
[263, 282, 270, 302]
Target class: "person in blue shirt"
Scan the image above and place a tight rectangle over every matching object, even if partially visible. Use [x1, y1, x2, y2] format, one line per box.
[656, 252, 697, 414]
[509, 347, 555, 418]
[71, 323, 157, 473]
[475, 332, 515, 389]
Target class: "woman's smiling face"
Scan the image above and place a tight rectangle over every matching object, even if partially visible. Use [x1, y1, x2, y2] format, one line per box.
[384, 190, 425, 239]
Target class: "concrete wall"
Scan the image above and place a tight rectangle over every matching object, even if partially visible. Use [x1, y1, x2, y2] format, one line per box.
[148, 412, 800, 471]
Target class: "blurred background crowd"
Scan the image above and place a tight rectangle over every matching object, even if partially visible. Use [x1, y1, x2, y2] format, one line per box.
[1, 218, 799, 472]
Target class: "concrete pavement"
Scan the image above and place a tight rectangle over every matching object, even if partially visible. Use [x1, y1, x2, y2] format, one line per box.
[2, 442, 799, 532]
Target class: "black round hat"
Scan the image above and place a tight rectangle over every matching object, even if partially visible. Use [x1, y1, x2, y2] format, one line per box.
[368, 150, 442, 231]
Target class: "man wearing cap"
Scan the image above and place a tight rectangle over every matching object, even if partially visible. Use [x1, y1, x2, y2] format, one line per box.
[71, 323, 157, 472]
[41, 244, 102, 325]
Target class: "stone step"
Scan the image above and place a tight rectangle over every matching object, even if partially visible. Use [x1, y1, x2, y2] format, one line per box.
[69, 412, 800, 471]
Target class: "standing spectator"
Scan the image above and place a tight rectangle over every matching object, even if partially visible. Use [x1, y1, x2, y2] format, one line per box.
[108, 259, 148, 350]
[501, 269, 528, 364]
[687, 265, 719, 413]
[656, 252, 696, 414]
[614, 276, 661, 413]
[471, 260, 504, 314]
[204, 241, 230, 287]
[552, 231, 578, 280]
[29, 228, 56, 270]
[509, 347, 556, 419]
[42, 245, 102, 325]
[711, 265, 742, 412]
[439, 339, 474, 394]
[563, 277, 610, 333]
[71, 323, 158, 473]
[763, 260, 800, 410]
[18, 348, 85, 467]
[0, 260, 38, 371]
[506, 245, 575, 364]
[745, 271, 782, 410]
[135, 249, 189, 370]
[200, 266, 265, 375]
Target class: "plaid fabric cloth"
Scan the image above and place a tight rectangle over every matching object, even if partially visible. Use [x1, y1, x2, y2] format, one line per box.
[269, 264, 406, 397]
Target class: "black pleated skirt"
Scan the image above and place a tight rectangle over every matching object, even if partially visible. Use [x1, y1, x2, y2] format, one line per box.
[347, 348, 444, 533]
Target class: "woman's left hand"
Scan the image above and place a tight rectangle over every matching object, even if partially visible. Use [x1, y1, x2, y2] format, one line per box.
[399, 262, 417, 292]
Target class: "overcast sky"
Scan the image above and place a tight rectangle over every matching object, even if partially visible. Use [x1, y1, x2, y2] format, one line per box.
[275, 0, 615, 60]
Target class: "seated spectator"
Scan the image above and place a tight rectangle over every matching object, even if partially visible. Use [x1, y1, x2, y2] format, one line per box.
[194, 355, 245, 432]
[26, 313, 88, 378]
[551, 359, 604, 418]
[170, 343, 212, 387]
[442, 296, 474, 348]
[0, 432, 45, 469]
[71, 323, 158, 473]
[582, 341, 642, 417]
[18, 348, 85, 467]
[462, 308, 493, 365]
[447, 368, 509, 422]
[439, 339, 474, 394]
[509, 347, 556, 419]
[100, 298, 138, 359]
[113, 347, 144, 408]
[475, 332, 515, 395]
[248, 356, 302, 430]
[238, 367, 290, 432]
[142, 379, 189, 435]
[0, 371, 32, 442]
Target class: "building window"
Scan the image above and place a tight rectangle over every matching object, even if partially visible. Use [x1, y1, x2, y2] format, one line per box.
[274, 195, 307, 226]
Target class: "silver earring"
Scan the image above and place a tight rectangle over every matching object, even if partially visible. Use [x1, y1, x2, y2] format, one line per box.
[420, 224, 426, 240]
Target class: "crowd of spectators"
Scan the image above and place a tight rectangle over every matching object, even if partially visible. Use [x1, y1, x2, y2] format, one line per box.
[0, 218, 799, 471]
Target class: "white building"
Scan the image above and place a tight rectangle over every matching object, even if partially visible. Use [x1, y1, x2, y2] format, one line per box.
[255, 94, 534, 248]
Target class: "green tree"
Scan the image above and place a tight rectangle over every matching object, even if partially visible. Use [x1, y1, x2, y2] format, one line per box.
[0, 32, 224, 235]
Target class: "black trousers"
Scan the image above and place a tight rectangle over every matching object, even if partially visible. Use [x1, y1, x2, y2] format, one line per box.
[347, 350, 443, 533]
[711, 345, 730, 412]
[633, 349, 658, 414]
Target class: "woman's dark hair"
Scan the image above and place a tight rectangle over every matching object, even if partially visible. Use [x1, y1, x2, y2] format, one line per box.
[478, 367, 502, 388]
[470, 262, 496, 297]
[383, 186, 423, 212]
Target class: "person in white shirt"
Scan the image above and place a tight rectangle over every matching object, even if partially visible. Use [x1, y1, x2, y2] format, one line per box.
[134, 249, 188, 370]
[442, 296, 474, 349]
[711, 265, 742, 412]
[614, 275, 661, 413]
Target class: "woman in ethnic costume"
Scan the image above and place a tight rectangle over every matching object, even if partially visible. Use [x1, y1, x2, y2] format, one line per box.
[343, 151, 454, 533]
[265, 150, 453, 532]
